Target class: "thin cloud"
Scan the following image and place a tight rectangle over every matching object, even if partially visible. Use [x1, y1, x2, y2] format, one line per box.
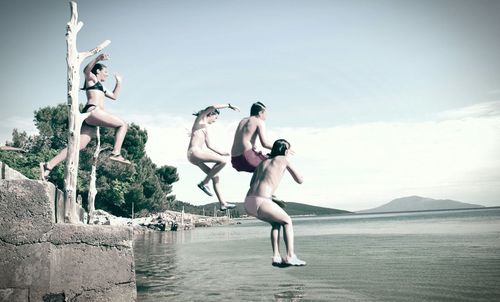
[126, 101, 500, 211]
[438, 100, 500, 120]
[0, 116, 37, 145]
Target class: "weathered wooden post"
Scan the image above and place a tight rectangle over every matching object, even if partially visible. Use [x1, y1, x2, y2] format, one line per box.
[65, 1, 110, 223]
[87, 127, 110, 223]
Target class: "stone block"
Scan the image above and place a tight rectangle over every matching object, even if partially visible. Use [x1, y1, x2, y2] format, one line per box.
[0, 166, 137, 301]
[0, 241, 51, 289]
[0, 288, 29, 302]
[0, 180, 55, 244]
[0, 162, 28, 180]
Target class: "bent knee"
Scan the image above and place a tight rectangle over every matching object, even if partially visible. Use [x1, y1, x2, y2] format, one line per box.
[282, 216, 292, 226]
[212, 176, 220, 183]
[79, 137, 92, 150]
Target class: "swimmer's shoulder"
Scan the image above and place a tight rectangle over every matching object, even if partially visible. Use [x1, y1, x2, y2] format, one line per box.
[270, 155, 289, 167]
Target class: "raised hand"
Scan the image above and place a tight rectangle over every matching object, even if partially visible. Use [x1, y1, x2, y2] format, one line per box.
[97, 53, 110, 61]
[228, 103, 240, 112]
[114, 73, 123, 83]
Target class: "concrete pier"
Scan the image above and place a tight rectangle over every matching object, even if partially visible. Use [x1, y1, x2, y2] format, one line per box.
[0, 162, 136, 301]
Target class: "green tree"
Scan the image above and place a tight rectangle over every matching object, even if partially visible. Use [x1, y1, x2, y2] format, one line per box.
[156, 165, 179, 194]
[0, 103, 180, 217]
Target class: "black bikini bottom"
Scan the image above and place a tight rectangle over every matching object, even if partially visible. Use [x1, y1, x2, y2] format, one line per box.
[81, 104, 97, 127]
[81, 104, 97, 113]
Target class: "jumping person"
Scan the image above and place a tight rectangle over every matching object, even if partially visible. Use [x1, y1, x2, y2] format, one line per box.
[231, 102, 273, 172]
[231, 102, 286, 208]
[187, 103, 240, 211]
[40, 53, 130, 181]
[244, 139, 306, 266]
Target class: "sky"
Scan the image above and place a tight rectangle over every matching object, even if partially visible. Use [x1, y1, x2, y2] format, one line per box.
[1, 0, 499, 211]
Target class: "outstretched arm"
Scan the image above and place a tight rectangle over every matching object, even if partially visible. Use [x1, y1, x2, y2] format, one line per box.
[105, 73, 122, 100]
[195, 103, 240, 119]
[286, 161, 303, 184]
[205, 130, 229, 156]
[257, 122, 274, 150]
[214, 103, 240, 112]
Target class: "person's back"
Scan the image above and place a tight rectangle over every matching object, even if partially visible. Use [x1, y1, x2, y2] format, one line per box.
[231, 102, 273, 172]
[231, 116, 261, 156]
[247, 156, 287, 198]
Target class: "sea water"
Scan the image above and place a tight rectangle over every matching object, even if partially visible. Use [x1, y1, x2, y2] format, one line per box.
[134, 208, 500, 301]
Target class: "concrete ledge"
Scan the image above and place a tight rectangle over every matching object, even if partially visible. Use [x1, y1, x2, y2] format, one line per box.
[0, 165, 137, 301]
[49, 224, 133, 248]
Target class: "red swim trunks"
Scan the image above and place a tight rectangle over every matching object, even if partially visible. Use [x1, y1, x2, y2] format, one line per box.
[231, 149, 268, 172]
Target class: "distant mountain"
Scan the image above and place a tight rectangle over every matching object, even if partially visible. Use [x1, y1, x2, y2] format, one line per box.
[274, 202, 351, 216]
[357, 196, 484, 213]
[189, 201, 350, 217]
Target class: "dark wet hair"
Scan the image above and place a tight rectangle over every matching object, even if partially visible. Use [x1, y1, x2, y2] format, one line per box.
[81, 63, 107, 90]
[91, 63, 107, 75]
[193, 107, 220, 117]
[268, 139, 290, 158]
[250, 102, 266, 116]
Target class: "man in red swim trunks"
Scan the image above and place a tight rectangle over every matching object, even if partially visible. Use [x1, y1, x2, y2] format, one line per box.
[231, 102, 273, 172]
[231, 102, 287, 208]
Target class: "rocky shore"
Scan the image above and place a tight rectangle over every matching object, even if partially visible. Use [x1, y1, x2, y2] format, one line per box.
[89, 209, 236, 233]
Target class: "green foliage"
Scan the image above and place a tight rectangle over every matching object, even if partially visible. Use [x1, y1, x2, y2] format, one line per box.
[34, 104, 69, 150]
[156, 165, 179, 194]
[0, 103, 179, 217]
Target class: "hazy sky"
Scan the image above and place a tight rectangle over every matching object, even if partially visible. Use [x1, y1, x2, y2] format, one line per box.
[1, 0, 499, 211]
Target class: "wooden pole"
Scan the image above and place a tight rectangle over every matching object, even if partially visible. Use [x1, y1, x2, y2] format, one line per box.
[87, 127, 108, 223]
[64, 1, 110, 223]
[181, 206, 185, 226]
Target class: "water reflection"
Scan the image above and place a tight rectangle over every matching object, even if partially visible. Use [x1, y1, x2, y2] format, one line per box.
[274, 283, 305, 301]
[134, 232, 183, 299]
[134, 209, 500, 302]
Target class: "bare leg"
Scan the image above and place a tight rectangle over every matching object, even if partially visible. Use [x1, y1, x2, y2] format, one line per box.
[85, 108, 127, 154]
[282, 220, 295, 258]
[271, 223, 281, 258]
[212, 175, 224, 203]
[195, 163, 228, 207]
[202, 162, 226, 185]
[188, 149, 228, 185]
[257, 201, 295, 258]
[46, 125, 95, 170]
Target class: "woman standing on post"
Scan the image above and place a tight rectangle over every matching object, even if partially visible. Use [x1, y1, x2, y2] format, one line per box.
[187, 103, 239, 211]
[40, 53, 130, 180]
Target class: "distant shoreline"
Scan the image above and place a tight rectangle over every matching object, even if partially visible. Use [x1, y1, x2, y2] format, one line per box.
[353, 206, 500, 216]
[233, 206, 500, 221]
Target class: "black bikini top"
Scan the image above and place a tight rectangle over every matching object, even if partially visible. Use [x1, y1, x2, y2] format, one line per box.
[83, 81, 106, 93]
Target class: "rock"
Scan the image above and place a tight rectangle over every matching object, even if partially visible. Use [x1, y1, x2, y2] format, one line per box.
[1, 161, 28, 180]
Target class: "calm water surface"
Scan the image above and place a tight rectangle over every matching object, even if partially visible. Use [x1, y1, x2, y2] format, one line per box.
[134, 208, 500, 301]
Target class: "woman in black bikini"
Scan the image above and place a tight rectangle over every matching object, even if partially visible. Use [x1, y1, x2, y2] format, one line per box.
[40, 53, 130, 180]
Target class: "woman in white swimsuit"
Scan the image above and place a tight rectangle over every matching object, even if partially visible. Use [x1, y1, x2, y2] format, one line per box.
[244, 139, 306, 266]
[187, 103, 239, 210]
